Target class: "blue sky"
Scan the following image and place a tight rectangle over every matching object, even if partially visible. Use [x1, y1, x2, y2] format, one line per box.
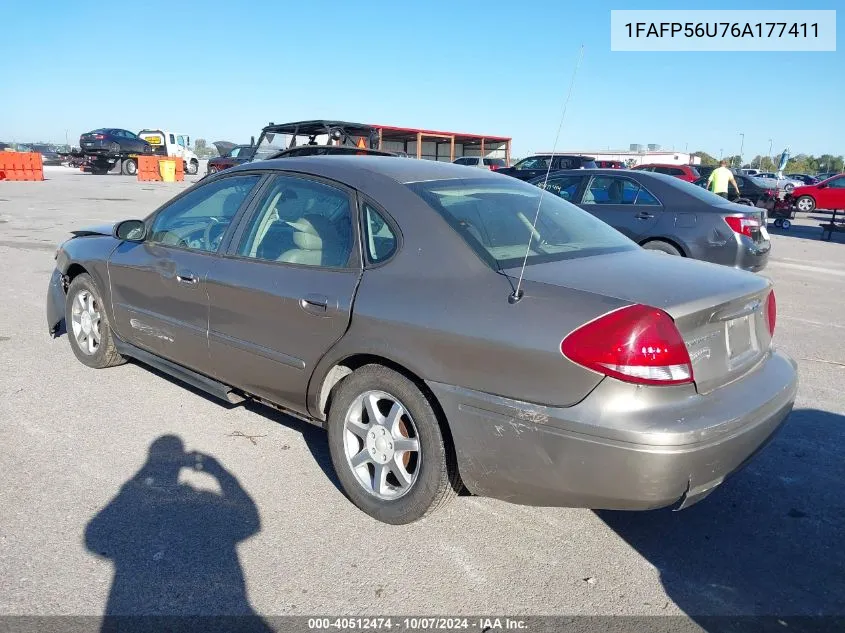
[2, 0, 842, 158]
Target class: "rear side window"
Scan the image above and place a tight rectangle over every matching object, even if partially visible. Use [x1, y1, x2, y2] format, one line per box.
[362, 203, 397, 264]
[408, 177, 635, 269]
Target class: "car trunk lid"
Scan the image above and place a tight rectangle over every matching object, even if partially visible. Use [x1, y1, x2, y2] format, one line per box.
[505, 249, 773, 394]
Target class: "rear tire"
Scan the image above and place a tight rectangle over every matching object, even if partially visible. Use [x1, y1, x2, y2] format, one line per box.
[327, 364, 459, 524]
[186, 159, 199, 175]
[641, 240, 682, 256]
[65, 274, 125, 369]
[121, 158, 137, 176]
[781, 219, 791, 230]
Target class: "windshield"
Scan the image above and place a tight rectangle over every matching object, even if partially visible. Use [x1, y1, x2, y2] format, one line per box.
[407, 177, 636, 269]
[252, 132, 292, 161]
[514, 157, 549, 170]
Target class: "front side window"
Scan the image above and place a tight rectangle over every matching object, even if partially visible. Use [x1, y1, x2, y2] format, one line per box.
[408, 177, 635, 269]
[362, 203, 397, 264]
[169, 134, 176, 144]
[149, 175, 261, 252]
[827, 177, 845, 189]
[124, 131, 137, 139]
[238, 176, 353, 267]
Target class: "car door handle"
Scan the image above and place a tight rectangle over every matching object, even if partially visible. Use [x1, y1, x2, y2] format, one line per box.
[635, 212, 655, 220]
[176, 272, 198, 284]
[300, 293, 330, 316]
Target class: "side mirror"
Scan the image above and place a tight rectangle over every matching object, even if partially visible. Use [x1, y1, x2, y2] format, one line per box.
[114, 219, 146, 241]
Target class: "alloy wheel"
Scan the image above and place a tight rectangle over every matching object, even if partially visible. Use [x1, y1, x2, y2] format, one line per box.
[70, 289, 101, 355]
[342, 390, 421, 500]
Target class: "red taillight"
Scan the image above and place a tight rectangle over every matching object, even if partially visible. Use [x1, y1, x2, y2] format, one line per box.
[489, 164, 500, 171]
[765, 290, 777, 336]
[93, 134, 105, 140]
[724, 215, 760, 238]
[561, 304, 694, 386]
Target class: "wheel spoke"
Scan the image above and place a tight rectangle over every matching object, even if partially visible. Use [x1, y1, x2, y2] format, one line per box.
[373, 463, 389, 496]
[386, 401, 405, 436]
[91, 326, 101, 343]
[76, 292, 87, 311]
[346, 417, 370, 440]
[86, 293, 95, 315]
[363, 393, 384, 426]
[392, 437, 419, 453]
[349, 449, 371, 470]
[389, 455, 413, 488]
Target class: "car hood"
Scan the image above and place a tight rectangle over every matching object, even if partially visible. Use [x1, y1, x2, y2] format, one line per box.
[213, 141, 236, 156]
[503, 248, 768, 321]
[70, 223, 114, 238]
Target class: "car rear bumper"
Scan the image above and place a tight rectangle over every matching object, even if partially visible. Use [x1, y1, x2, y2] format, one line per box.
[428, 349, 797, 511]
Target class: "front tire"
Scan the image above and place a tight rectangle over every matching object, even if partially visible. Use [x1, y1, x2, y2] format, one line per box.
[186, 159, 199, 175]
[795, 195, 816, 212]
[65, 274, 125, 369]
[327, 364, 459, 524]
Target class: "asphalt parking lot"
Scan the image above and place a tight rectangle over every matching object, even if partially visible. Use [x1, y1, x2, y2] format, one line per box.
[0, 167, 843, 625]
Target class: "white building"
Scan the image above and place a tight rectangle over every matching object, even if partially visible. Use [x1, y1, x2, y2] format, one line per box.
[544, 146, 701, 167]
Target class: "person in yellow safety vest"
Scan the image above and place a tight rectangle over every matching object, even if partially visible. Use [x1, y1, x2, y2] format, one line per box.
[707, 160, 741, 199]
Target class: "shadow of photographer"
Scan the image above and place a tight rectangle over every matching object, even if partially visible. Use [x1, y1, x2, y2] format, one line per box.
[85, 435, 273, 632]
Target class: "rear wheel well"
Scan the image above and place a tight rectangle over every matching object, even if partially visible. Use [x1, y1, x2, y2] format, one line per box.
[639, 237, 686, 256]
[318, 354, 456, 465]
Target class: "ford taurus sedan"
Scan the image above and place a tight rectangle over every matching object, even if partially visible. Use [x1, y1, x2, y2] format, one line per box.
[46, 157, 798, 524]
[530, 169, 771, 272]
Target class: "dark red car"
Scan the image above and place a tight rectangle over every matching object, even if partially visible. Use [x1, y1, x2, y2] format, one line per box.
[632, 163, 700, 182]
[595, 160, 626, 169]
[207, 143, 255, 175]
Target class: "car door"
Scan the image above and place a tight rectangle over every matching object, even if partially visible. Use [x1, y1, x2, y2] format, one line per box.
[816, 175, 845, 210]
[578, 174, 663, 239]
[205, 173, 362, 414]
[108, 174, 264, 371]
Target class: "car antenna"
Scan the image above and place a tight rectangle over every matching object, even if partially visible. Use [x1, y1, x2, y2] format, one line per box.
[510, 44, 585, 305]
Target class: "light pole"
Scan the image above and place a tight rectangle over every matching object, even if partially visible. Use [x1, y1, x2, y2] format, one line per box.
[738, 132, 745, 169]
[719, 148, 723, 160]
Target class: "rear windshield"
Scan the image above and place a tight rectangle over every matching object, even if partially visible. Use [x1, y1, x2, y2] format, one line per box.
[407, 177, 636, 269]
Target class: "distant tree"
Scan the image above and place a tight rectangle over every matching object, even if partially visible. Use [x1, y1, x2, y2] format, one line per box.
[692, 151, 718, 166]
[195, 138, 207, 152]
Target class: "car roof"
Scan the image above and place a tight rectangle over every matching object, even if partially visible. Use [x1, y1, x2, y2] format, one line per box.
[235, 155, 502, 184]
[636, 163, 694, 168]
[261, 120, 374, 136]
[534, 168, 692, 185]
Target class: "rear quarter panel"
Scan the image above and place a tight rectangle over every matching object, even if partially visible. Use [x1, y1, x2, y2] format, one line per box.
[308, 180, 629, 414]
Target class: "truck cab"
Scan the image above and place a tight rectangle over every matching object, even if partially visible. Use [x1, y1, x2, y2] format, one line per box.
[138, 130, 200, 175]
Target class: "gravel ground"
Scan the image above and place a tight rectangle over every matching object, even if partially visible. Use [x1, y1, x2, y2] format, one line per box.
[0, 166, 843, 627]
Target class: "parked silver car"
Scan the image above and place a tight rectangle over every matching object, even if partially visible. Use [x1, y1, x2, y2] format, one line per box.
[47, 158, 797, 524]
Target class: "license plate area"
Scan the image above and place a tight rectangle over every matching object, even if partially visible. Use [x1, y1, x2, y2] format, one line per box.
[726, 315, 758, 369]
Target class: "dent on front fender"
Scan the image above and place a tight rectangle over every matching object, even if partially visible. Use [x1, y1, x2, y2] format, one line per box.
[46, 269, 66, 337]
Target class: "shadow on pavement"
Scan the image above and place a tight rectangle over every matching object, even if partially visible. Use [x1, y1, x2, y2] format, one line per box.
[598, 408, 845, 629]
[85, 435, 274, 632]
